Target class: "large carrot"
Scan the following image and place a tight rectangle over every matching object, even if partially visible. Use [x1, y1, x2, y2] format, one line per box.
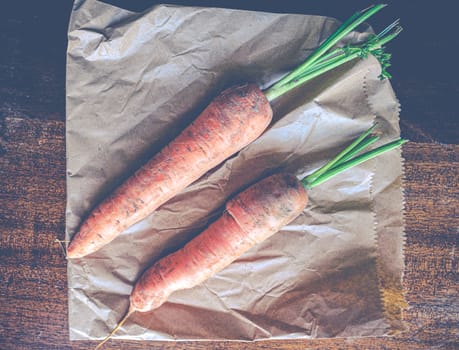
[67, 84, 271, 258]
[68, 4, 402, 258]
[95, 125, 407, 348]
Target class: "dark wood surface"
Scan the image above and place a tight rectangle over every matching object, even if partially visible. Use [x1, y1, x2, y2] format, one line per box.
[1, 1, 457, 349]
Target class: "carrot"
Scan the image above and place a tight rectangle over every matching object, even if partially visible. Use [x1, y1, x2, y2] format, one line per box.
[68, 4, 402, 258]
[130, 172, 308, 312]
[67, 84, 272, 259]
[94, 125, 407, 348]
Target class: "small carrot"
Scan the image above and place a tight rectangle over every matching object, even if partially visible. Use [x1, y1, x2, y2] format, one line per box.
[95, 124, 407, 348]
[68, 4, 402, 258]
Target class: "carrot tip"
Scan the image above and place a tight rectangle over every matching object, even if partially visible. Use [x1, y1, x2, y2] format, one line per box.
[94, 307, 135, 350]
[54, 239, 69, 258]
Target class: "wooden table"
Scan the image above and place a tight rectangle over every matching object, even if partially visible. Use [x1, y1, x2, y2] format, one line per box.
[1, 1, 457, 349]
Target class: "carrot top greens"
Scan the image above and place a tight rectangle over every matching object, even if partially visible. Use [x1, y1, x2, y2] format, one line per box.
[264, 4, 402, 101]
[301, 123, 407, 189]
[264, 5, 405, 186]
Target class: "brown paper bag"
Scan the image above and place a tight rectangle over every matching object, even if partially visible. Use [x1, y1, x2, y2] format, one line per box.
[66, 0, 406, 340]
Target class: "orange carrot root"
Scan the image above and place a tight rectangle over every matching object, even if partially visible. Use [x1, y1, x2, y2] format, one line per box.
[67, 83, 272, 259]
[129, 173, 308, 313]
[95, 306, 135, 350]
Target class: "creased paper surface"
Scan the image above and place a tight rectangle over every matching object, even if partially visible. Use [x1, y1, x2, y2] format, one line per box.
[66, 0, 406, 340]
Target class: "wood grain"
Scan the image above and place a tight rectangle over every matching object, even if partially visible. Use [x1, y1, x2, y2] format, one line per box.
[0, 117, 457, 349]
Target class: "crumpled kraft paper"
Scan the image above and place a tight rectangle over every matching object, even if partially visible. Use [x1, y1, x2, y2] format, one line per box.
[66, 0, 406, 341]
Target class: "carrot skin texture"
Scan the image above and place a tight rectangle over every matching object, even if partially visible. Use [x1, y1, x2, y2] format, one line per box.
[130, 173, 308, 312]
[67, 84, 273, 259]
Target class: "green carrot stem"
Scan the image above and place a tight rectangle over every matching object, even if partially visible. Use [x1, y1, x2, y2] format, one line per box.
[304, 123, 378, 184]
[271, 4, 386, 90]
[301, 18, 400, 73]
[302, 138, 407, 189]
[264, 20, 401, 101]
[334, 135, 380, 164]
[375, 17, 400, 39]
[307, 46, 352, 68]
[265, 21, 401, 101]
